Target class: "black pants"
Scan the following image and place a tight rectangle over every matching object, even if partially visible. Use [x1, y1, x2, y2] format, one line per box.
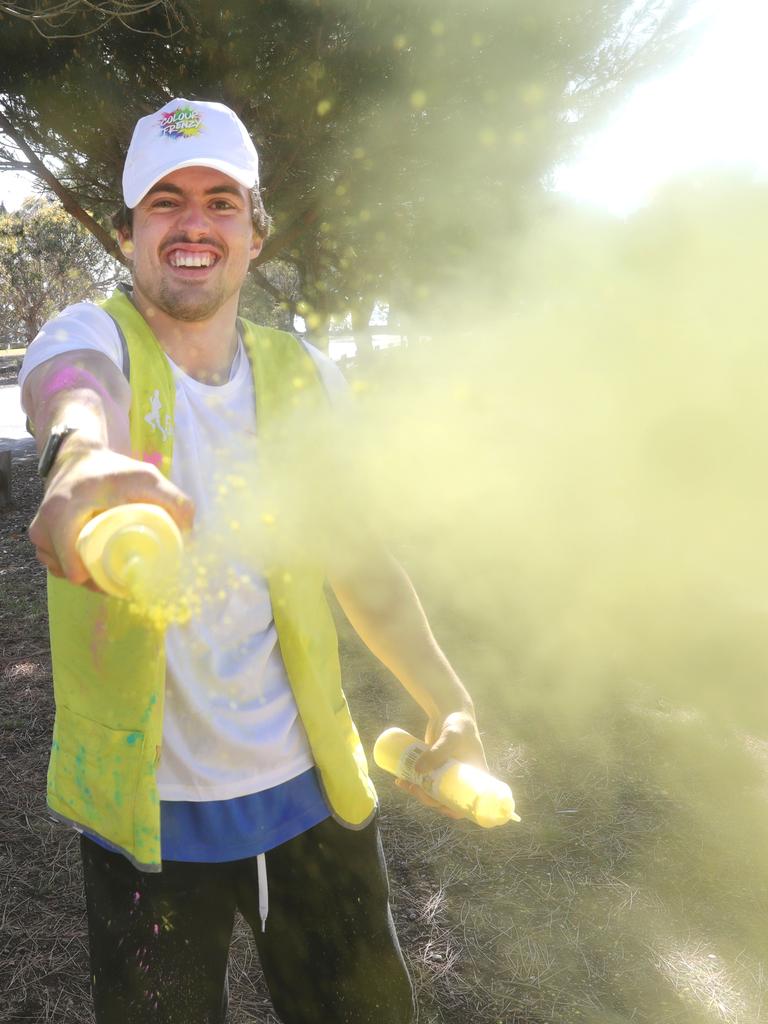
[80, 818, 415, 1024]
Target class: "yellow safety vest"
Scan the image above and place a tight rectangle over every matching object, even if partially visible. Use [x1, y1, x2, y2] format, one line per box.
[45, 289, 377, 871]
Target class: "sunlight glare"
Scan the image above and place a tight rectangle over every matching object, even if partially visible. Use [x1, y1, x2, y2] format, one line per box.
[553, 0, 768, 214]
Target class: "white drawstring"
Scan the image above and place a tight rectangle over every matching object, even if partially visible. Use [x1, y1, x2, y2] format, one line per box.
[257, 852, 269, 933]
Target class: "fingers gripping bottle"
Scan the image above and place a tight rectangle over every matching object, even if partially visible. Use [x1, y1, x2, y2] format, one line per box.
[76, 503, 183, 607]
[373, 727, 521, 828]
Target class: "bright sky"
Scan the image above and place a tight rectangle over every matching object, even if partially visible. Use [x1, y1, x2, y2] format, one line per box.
[0, 1, 763, 217]
[1, 169, 35, 210]
[553, 0, 768, 214]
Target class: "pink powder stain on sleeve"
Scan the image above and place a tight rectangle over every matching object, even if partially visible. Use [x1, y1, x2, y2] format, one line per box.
[141, 451, 163, 468]
[43, 366, 110, 403]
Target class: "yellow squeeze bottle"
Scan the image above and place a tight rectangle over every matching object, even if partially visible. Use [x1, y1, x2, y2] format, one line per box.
[76, 503, 183, 606]
[373, 727, 521, 827]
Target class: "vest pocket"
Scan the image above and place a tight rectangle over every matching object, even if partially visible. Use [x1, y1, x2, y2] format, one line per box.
[47, 704, 145, 853]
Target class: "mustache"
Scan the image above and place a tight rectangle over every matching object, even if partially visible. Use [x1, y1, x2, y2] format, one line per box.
[160, 234, 222, 254]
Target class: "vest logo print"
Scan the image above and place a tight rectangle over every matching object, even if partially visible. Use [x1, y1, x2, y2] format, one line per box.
[159, 106, 202, 139]
[144, 389, 172, 440]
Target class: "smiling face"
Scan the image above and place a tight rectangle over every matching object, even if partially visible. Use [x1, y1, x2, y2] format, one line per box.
[118, 166, 262, 324]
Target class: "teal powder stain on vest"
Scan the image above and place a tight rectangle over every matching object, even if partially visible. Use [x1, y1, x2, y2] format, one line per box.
[74, 746, 95, 809]
[126, 732, 142, 745]
[139, 694, 157, 726]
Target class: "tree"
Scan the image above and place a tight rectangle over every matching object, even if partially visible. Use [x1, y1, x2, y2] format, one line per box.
[0, 197, 122, 346]
[0, 1, 182, 38]
[0, 1, 696, 340]
[238, 258, 301, 333]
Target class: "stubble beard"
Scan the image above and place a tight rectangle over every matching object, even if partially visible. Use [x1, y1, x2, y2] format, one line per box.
[152, 277, 228, 322]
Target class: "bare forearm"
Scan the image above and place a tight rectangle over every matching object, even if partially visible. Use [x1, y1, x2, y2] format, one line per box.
[24, 351, 193, 583]
[24, 352, 131, 456]
[330, 553, 475, 723]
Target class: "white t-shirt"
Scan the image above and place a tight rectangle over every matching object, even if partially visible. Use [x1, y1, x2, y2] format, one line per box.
[20, 301, 348, 802]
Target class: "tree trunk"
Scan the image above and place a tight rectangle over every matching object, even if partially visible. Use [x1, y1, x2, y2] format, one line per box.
[351, 300, 375, 356]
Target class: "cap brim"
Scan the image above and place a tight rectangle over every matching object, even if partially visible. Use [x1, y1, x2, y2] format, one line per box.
[124, 157, 258, 208]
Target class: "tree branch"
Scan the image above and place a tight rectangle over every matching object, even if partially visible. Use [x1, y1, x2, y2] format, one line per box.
[249, 266, 287, 303]
[0, 1, 182, 39]
[0, 108, 126, 264]
[253, 206, 319, 267]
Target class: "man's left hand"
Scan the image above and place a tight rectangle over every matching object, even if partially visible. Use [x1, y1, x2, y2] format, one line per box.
[395, 710, 488, 820]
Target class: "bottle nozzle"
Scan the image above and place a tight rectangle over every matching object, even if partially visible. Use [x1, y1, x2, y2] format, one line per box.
[76, 504, 184, 608]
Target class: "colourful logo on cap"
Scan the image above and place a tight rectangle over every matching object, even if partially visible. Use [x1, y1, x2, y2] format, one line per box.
[159, 105, 202, 139]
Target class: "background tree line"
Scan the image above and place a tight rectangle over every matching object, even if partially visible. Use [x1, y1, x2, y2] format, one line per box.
[0, 197, 120, 347]
[0, 0, 695, 350]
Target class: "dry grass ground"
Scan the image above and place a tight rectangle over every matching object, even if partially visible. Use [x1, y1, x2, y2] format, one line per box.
[2, 433, 767, 1023]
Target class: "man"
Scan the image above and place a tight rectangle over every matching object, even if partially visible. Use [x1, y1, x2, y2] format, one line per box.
[21, 98, 487, 1024]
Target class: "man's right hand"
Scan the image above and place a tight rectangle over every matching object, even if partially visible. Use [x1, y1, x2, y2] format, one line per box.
[23, 351, 194, 588]
[28, 439, 195, 586]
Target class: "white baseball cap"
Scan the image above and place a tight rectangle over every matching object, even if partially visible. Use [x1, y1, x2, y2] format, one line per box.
[122, 98, 259, 209]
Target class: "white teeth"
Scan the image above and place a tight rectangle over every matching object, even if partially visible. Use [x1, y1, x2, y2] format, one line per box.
[170, 251, 214, 267]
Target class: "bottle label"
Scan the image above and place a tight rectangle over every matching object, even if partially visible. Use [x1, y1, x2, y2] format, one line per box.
[397, 742, 428, 785]
[396, 742, 451, 802]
